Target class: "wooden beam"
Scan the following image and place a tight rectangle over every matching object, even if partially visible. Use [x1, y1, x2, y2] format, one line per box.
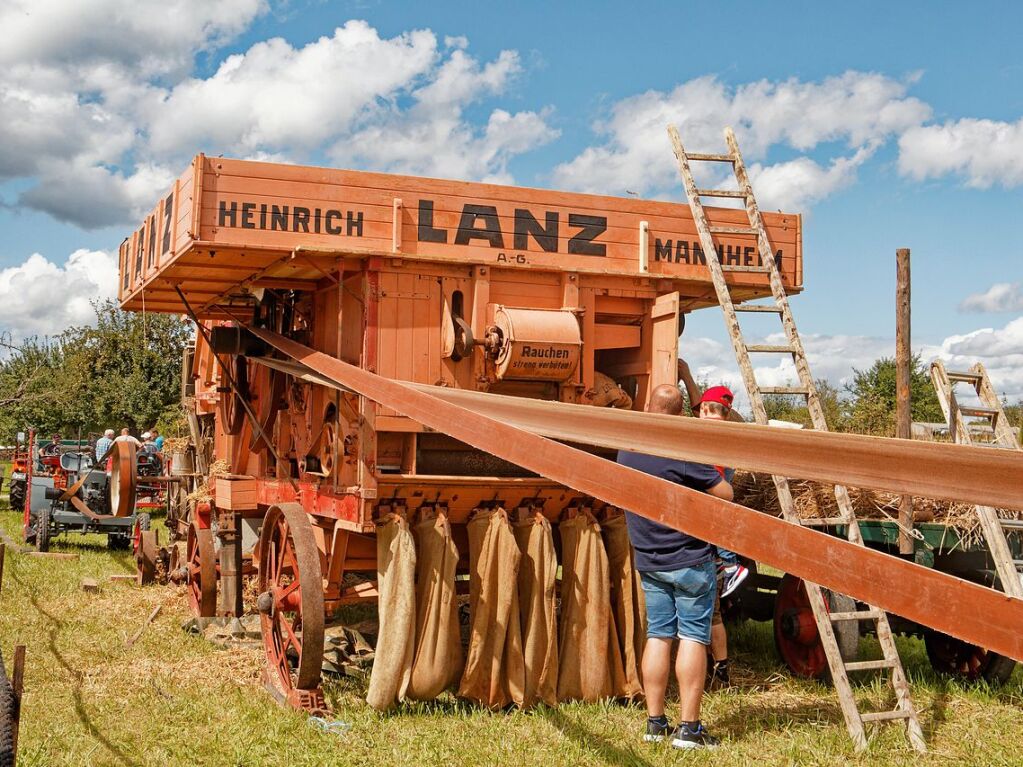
[252, 327, 1023, 663]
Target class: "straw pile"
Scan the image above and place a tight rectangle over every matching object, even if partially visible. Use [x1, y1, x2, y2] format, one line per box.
[731, 470, 1021, 546]
[186, 458, 230, 505]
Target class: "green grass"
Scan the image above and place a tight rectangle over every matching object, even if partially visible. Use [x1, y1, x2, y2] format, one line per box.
[0, 503, 1020, 767]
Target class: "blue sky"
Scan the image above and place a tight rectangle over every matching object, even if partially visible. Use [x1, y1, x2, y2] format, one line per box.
[0, 0, 1020, 400]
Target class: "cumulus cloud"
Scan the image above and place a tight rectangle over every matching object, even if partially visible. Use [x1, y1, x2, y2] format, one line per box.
[682, 318, 1023, 413]
[552, 72, 930, 206]
[898, 117, 1023, 188]
[0, 249, 119, 339]
[959, 282, 1023, 313]
[0, 13, 556, 228]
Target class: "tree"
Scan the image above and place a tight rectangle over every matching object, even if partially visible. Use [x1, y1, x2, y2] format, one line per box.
[763, 379, 843, 430]
[0, 301, 192, 438]
[843, 354, 944, 436]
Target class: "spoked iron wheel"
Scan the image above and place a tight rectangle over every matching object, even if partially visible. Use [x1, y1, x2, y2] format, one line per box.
[256, 503, 325, 710]
[923, 629, 1017, 685]
[774, 573, 858, 680]
[186, 521, 217, 616]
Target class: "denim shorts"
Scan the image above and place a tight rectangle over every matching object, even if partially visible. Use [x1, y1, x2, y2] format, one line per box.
[639, 559, 717, 645]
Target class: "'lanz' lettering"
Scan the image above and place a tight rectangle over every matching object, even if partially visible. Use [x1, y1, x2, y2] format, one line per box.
[417, 199, 607, 258]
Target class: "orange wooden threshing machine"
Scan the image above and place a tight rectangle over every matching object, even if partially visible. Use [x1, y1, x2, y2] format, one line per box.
[119, 150, 1023, 742]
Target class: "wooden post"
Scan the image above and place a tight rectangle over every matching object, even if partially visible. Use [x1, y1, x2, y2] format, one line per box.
[896, 248, 914, 555]
[0, 543, 6, 594]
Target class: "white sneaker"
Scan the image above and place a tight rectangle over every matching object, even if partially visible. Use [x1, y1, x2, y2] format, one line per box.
[719, 564, 749, 598]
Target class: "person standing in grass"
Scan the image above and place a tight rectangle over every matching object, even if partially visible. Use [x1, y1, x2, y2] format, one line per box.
[617, 384, 732, 750]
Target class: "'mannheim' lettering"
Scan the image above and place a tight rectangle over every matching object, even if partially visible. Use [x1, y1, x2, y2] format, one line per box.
[218, 200, 365, 238]
[653, 238, 782, 267]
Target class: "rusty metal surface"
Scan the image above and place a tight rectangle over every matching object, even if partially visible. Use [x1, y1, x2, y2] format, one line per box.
[187, 522, 217, 617]
[251, 327, 1023, 663]
[109, 441, 137, 517]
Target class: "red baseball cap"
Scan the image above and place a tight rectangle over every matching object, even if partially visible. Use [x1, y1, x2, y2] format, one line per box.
[700, 386, 734, 409]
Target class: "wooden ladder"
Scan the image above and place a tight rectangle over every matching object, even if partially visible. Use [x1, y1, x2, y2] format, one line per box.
[667, 124, 926, 753]
[930, 360, 1023, 599]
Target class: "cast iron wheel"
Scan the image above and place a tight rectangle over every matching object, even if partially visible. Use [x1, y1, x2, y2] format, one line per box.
[35, 506, 51, 553]
[186, 521, 217, 617]
[257, 503, 325, 705]
[219, 355, 249, 436]
[136, 530, 158, 586]
[923, 629, 1017, 685]
[0, 653, 15, 767]
[773, 573, 859, 680]
[7, 482, 24, 515]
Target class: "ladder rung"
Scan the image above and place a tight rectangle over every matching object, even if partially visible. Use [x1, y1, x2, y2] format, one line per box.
[829, 609, 883, 622]
[799, 516, 850, 527]
[746, 344, 797, 354]
[860, 709, 912, 723]
[946, 371, 983, 386]
[845, 659, 896, 672]
[686, 152, 734, 163]
[967, 425, 995, 435]
[708, 225, 759, 235]
[735, 304, 782, 312]
[696, 188, 746, 198]
[760, 386, 809, 395]
[999, 519, 1023, 530]
[960, 405, 999, 419]
[1013, 559, 1023, 567]
[722, 265, 772, 273]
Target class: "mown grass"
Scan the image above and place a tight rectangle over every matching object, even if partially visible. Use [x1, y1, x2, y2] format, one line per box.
[0, 503, 1020, 767]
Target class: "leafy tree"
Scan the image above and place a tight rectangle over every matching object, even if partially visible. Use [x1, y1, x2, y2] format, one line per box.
[762, 379, 843, 430]
[842, 354, 944, 436]
[0, 301, 192, 439]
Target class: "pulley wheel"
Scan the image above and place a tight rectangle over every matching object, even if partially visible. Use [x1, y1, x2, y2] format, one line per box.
[109, 440, 137, 517]
[219, 355, 249, 436]
[136, 530, 158, 586]
[187, 521, 217, 617]
[257, 503, 325, 702]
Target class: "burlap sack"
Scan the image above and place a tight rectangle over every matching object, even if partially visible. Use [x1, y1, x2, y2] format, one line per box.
[584, 371, 633, 409]
[458, 508, 525, 708]
[601, 512, 646, 699]
[407, 508, 463, 700]
[513, 511, 559, 708]
[366, 512, 417, 710]
[557, 512, 623, 702]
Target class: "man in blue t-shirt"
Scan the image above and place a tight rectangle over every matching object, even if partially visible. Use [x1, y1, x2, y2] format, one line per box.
[617, 384, 733, 751]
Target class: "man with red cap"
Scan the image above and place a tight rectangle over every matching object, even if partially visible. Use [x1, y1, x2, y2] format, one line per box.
[677, 360, 749, 689]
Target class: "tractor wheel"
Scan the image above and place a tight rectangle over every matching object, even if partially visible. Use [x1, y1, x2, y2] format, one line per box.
[923, 629, 1017, 685]
[186, 521, 217, 617]
[773, 573, 859, 681]
[35, 507, 51, 553]
[0, 653, 15, 767]
[7, 482, 24, 515]
[257, 503, 325, 710]
[136, 512, 152, 532]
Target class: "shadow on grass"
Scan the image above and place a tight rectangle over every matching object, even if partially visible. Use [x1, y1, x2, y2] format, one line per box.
[538, 707, 655, 767]
[15, 569, 140, 767]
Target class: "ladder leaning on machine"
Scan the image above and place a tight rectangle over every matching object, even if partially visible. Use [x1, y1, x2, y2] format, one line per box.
[666, 124, 926, 752]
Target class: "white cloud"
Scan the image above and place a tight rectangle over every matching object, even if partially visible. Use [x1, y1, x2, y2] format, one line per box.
[552, 72, 930, 204]
[0, 15, 556, 228]
[898, 117, 1023, 188]
[681, 319, 1023, 413]
[0, 0, 267, 78]
[19, 161, 175, 230]
[959, 282, 1023, 313]
[748, 144, 876, 212]
[0, 249, 118, 339]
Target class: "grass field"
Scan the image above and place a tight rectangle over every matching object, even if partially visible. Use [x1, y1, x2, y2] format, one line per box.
[0, 502, 1020, 767]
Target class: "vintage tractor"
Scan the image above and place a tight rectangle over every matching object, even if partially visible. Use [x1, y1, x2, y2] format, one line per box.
[23, 439, 144, 552]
